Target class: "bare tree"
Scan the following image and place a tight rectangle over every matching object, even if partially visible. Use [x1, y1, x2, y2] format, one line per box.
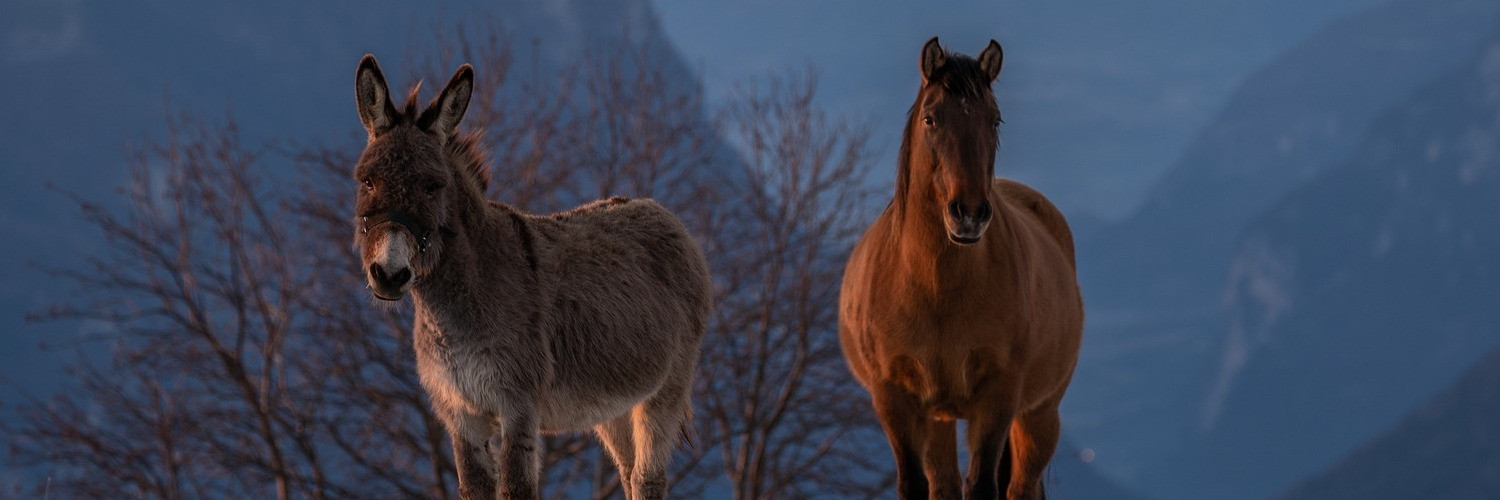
[687, 70, 894, 499]
[7, 113, 343, 499]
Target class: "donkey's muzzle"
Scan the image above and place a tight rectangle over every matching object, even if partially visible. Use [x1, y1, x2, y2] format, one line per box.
[368, 262, 412, 300]
[946, 199, 992, 245]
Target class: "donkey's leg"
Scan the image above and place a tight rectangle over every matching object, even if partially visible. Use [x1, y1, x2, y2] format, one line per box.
[872, 382, 931, 500]
[490, 406, 542, 500]
[630, 369, 693, 500]
[595, 413, 636, 500]
[441, 409, 498, 500]
[452, 430, 497, 500]
[921, 419, 962, 500]
[1005, 405, 1061, 500]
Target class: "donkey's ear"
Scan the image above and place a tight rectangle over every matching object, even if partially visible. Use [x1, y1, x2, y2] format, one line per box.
[419, 64, 474, 138]
[355, 54, 398, 137]
[920, 36, 947, 85]
[978, 39, 1004, 84]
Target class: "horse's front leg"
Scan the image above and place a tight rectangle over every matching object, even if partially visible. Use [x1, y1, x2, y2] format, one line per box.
[962, 387, 1018, 500]
[872, 380, 931, 500]
[490, 404, 542, 500]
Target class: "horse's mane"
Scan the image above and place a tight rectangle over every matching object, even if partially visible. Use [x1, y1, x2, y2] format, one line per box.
[894, 53, 999, 208]
[393, 83, 492, 192]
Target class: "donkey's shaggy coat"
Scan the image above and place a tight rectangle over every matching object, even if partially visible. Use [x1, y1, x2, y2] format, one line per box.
[352, 54, 711, 500]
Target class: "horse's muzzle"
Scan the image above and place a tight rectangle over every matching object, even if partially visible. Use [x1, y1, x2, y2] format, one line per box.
[945, 200, 992, 246]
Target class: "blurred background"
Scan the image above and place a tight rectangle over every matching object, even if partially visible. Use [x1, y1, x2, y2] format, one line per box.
[4, 0, 1499, 498]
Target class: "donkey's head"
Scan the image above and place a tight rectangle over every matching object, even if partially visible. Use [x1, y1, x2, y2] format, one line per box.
[352, 54, 474, 301]
[906, 37, 1004, 246]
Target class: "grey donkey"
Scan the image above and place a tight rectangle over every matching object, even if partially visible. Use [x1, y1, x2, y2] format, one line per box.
[351, 54, 712, 499]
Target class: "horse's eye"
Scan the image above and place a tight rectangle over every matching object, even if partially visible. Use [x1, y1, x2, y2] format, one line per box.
[993, 118, 1001, 128]
[362, 179, 373, 191]
[425, 183, 441, 196]
[923, 115, 935, 127]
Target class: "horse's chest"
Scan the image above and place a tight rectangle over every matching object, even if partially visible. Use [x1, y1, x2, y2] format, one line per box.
[855, 283, 1019, 365]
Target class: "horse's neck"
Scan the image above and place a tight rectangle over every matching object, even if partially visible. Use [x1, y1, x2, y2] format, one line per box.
[889, 169, 1009, 294]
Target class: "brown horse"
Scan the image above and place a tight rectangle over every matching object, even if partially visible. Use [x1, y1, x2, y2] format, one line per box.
[351, 55, 712, 499]
[838, 38, 1083, 500]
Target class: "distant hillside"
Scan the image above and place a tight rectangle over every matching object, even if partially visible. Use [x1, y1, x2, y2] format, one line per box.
[1278, 348, 1500, 499]
[1083, 0, 1500, 312]
[1064, 1, 1500, 492]
[1164, 23, 1500, 500]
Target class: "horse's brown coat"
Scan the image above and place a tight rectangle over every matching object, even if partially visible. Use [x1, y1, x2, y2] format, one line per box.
[351, 54, 711, 500]
[839, 38, 1083, 500]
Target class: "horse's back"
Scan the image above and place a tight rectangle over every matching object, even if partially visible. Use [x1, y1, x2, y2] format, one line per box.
[993, 178, 1075, 269]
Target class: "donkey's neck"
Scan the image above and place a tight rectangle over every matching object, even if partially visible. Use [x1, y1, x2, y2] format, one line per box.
[410, 185, 532, 325]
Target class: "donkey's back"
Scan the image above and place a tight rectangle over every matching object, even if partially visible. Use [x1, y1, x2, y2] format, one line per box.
[513, 197, 711, 429]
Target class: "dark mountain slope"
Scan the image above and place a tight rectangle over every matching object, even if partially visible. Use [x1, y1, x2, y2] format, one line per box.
[1170, 24, 1500, 500]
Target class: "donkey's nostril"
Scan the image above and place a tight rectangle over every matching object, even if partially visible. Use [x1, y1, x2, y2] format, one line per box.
[976, 201, 992, 222]
[948, 201, 964, 220]
[369, 263, 412, 289]
[389, 268, 411, 287]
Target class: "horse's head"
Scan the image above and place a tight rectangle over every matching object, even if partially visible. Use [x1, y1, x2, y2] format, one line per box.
[907, 37, 1004, 246]
[352, 54, 474, 301]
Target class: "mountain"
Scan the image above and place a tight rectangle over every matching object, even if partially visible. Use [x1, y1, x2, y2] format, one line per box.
[1063, 0, 1500, 489]
[1278, 348, 1500, 499]
[1083, 0, 1500, 312]
[1165, 22, 1500, 500]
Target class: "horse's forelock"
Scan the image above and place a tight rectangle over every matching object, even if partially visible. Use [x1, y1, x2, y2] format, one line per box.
[929, 54, 994, 105]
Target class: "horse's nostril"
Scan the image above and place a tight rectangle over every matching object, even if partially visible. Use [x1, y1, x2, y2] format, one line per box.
[976, 201, 992, 222]
[948, 201, 964, 220]
[368, 263, 386, 282]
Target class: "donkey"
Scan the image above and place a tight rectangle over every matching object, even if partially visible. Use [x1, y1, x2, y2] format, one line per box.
[351, 54, 712, 500]
[838, 38, 1084, 500]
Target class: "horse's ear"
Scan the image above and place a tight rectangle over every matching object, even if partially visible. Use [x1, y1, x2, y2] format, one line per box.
[355, 54, 398, 137]
[419, 64, 474, 138]
[978, 40, 1004, 84]
[920, 36, 946, 85]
